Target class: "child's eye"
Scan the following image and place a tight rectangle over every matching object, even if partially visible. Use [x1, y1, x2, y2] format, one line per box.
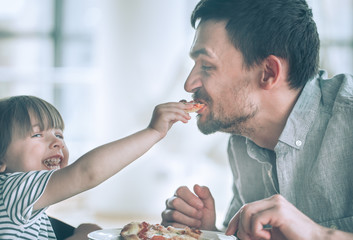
[56, 134, 64, 139]
[54, 130, 64, 139]
[32, 133, 42, 138]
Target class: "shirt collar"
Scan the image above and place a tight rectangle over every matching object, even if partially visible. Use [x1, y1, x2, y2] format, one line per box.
[275, 71, 324, 150]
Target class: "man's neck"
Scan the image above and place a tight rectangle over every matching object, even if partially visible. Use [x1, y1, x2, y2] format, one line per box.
[248, 88, 302, 150]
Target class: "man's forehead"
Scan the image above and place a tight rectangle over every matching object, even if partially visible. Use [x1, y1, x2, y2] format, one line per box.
[189, 47, 215, 59]
[189, 20, 229, 59]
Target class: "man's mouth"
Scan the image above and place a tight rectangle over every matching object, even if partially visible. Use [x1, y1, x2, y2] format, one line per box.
[193, 99, 207, 111]
[43, 158, 62, 170]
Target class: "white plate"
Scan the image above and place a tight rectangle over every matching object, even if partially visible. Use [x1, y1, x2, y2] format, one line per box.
[201, 230, 237, 240]
[88, 228, 237, 240]
[88, 228, 121, 240]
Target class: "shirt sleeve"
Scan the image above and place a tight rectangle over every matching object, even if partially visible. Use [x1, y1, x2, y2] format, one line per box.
[2, 170, 55, 225]
[223, 136, 245, 227]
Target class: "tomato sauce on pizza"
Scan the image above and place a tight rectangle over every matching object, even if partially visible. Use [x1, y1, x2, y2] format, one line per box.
[120, 222, 202, 240]
[180, 100, 205, 113]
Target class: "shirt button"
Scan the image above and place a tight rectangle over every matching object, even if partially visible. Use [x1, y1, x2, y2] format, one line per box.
[295, 140, 302, 147]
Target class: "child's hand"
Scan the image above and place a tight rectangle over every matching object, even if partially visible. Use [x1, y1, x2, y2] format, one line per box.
[65, 223, 101, 240]
[148, 102, 193, 138]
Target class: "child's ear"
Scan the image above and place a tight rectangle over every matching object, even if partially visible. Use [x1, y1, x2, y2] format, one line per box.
[0, 162, 6, 172]
[260, 55, 282, 90]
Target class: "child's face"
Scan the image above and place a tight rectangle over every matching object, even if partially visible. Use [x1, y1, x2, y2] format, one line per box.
[3, 114, 69, 173]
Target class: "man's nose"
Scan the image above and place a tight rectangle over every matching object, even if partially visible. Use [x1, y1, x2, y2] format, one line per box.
[184, 66, 202, 93]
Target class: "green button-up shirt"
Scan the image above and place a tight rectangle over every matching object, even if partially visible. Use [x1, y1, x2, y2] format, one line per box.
[224, 70, 353, 232]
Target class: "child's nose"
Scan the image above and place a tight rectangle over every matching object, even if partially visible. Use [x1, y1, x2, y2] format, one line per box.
[50, 136, 64, 149]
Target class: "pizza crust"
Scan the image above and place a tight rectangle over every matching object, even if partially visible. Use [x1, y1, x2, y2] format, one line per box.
[121, 222, 143, 240]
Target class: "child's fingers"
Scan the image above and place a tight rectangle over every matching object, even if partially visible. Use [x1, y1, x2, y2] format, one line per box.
[149, 107, 190, 131]
[161, 101, 194, 109]
[154, 102, 194, 119]
[163, 109, 191, 123]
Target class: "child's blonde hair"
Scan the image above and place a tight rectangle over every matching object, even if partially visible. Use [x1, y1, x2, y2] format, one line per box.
[0, 95, 65, 165]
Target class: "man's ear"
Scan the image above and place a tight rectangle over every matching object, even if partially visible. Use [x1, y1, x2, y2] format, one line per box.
[260, 55, 282, 90]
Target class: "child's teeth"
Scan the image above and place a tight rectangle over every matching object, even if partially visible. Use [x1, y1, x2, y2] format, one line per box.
[44, 158, 61, 169]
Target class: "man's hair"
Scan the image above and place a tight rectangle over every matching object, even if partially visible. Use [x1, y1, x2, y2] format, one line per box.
[191, 0, 320, 89]
[0, 95, 64, 163]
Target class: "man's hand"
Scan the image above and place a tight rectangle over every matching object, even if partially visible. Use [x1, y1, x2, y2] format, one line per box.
[225, 194, 324, 240]
[161, 184, 217, 231]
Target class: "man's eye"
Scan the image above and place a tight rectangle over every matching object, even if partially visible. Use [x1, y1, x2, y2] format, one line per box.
[201, 65, 213, 71]
[32, 133, 42, 138]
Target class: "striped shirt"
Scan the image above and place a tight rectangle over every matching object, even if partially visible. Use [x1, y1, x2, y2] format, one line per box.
[0, 170, 56, 239]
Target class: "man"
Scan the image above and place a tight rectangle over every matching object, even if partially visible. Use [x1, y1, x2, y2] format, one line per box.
[161, 0, 353, 239]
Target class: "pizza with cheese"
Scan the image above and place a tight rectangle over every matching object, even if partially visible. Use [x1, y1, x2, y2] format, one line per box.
[120, 222, 202, 240]
[180, 100, 205, 113]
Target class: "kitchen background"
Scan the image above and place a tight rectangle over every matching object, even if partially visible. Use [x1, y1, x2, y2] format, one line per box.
[0, 0, 352, 229]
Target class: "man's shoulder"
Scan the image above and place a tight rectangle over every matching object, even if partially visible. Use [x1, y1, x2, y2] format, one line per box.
[319, 71, 353, 101]
[312, 71, 353, 111]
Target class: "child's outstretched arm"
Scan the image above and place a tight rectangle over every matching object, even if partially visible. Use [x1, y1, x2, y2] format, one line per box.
[34, 102, 193, 211]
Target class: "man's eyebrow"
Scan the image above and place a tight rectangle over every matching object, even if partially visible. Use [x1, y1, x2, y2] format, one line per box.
[190, 48, 214, 59]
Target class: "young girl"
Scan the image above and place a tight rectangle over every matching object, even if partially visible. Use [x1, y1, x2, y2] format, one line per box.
[0, 95, 193, 239]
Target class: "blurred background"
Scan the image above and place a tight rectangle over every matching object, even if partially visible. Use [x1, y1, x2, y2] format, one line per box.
[0, 0, 352, 230]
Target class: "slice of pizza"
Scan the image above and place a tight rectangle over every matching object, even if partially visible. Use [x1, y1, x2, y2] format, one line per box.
[120, 222, 202, 240]
[180, 100, 205, 113]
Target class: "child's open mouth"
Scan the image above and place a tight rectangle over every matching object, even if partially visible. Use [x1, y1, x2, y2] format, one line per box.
[43, 158, 62, 170]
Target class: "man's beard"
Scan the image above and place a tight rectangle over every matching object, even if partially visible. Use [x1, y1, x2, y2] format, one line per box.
[193, 87, 257, 136]
[196, 106, 257, 135]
